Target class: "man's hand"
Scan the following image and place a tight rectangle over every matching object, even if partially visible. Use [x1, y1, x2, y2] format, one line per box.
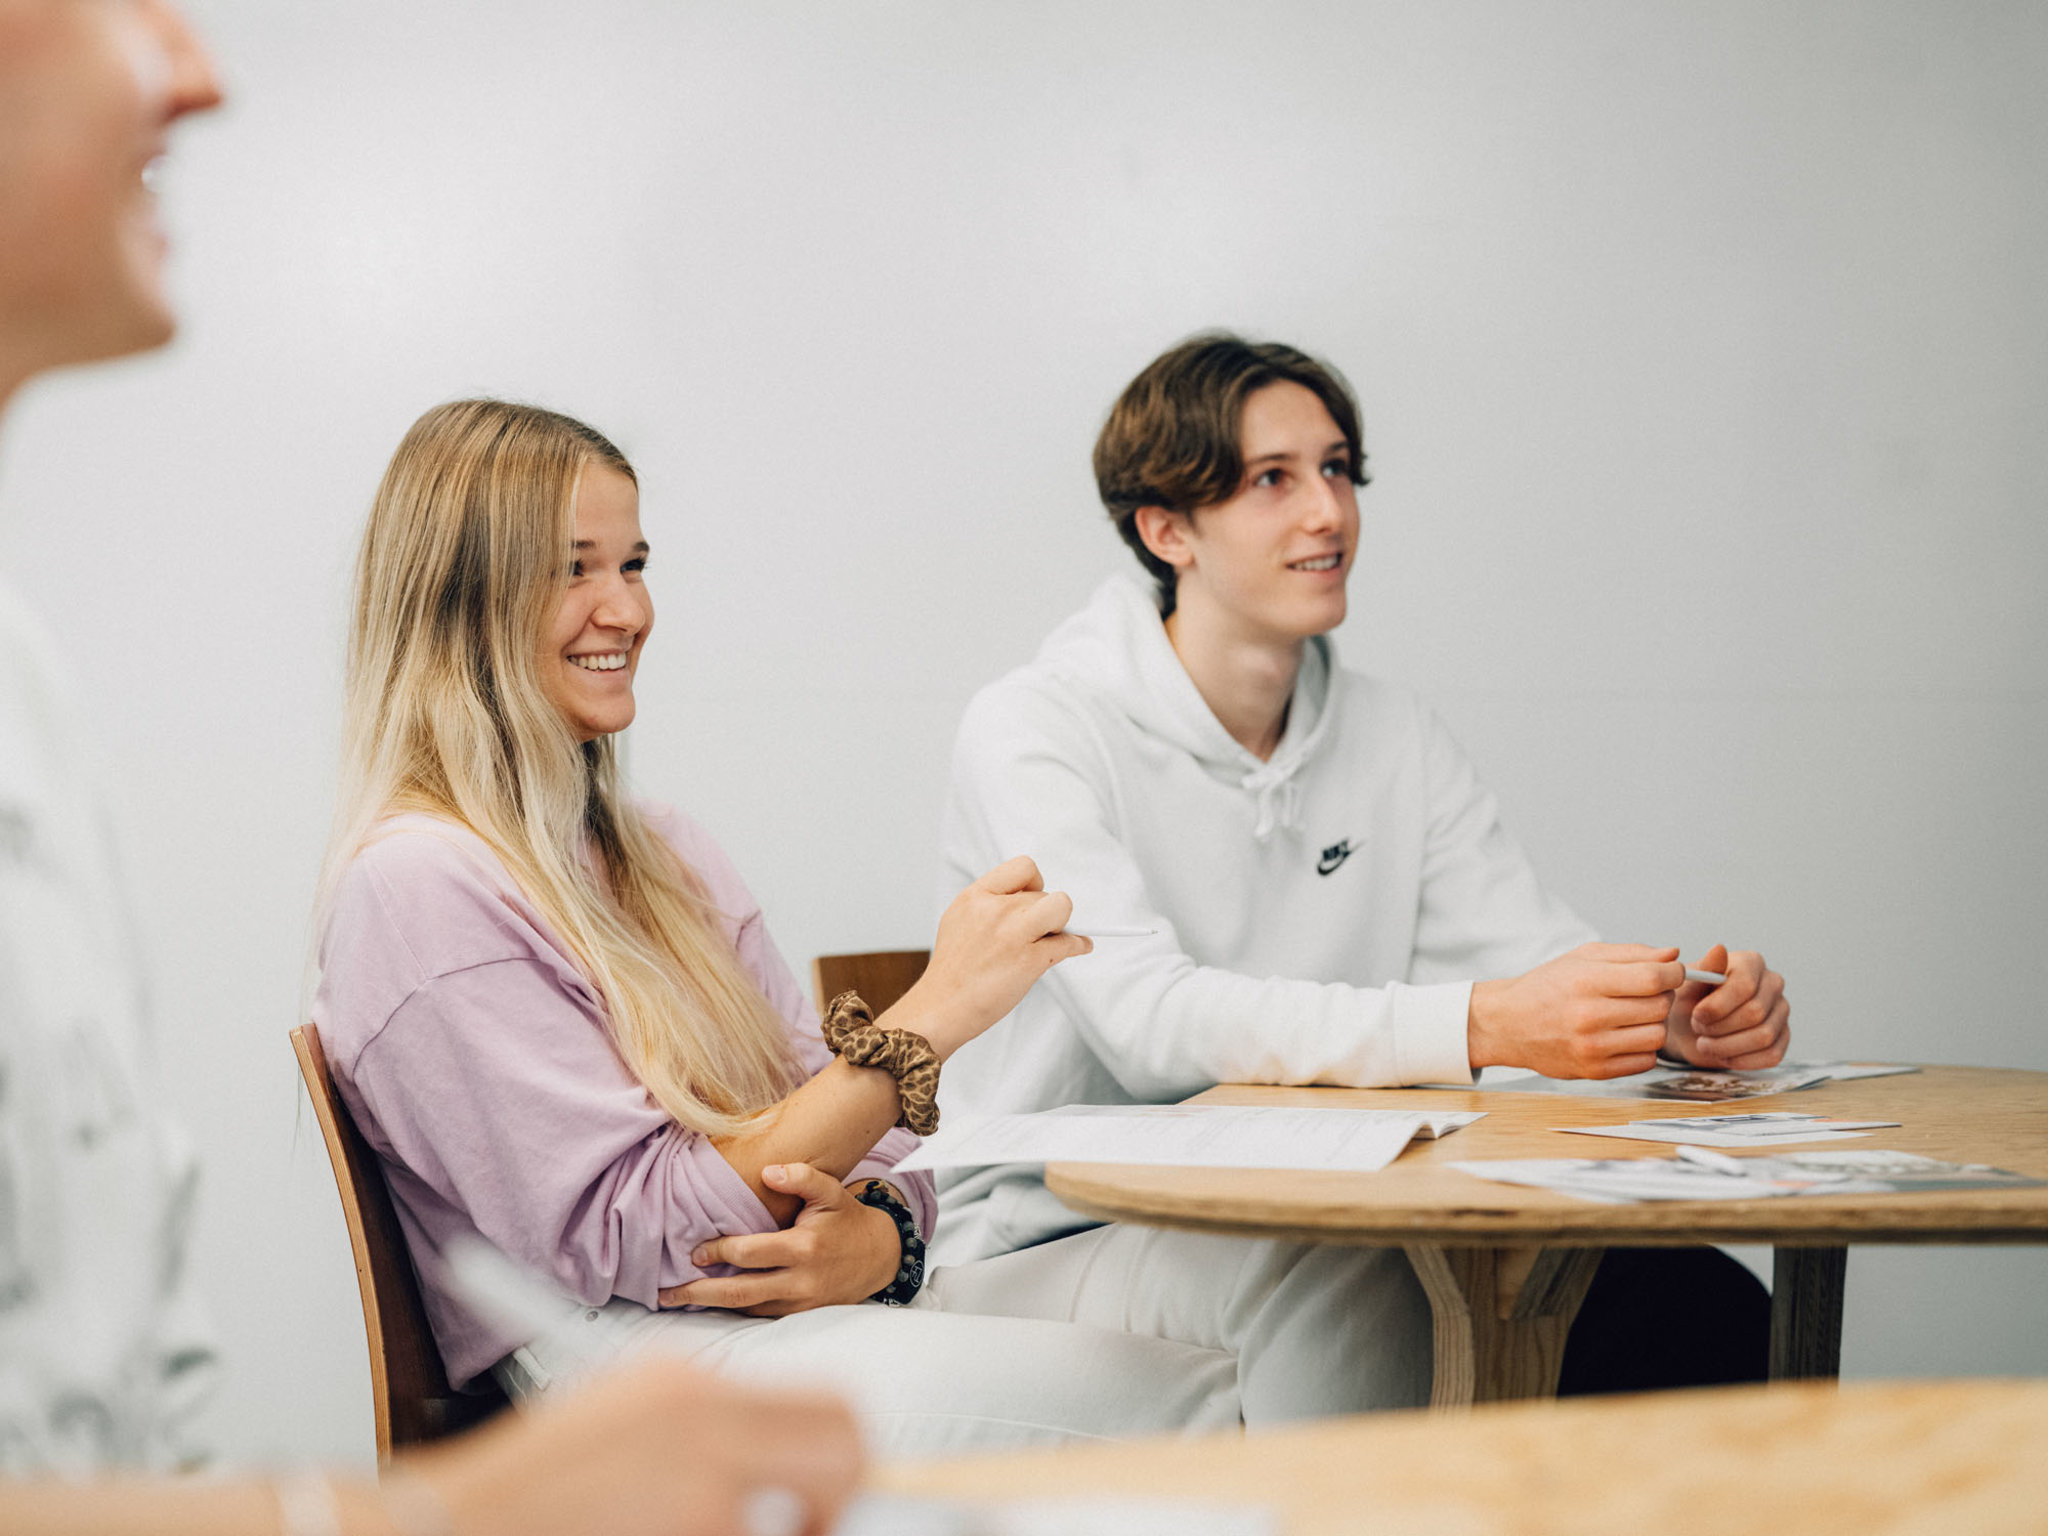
[657, 1163, 902, 1316]
[1663, 943, 1791, 1069]
[408, 1354, 863, 1536]
[1468, 942, 1685, 1078]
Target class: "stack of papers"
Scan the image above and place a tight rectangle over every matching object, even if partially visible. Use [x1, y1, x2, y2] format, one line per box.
[1450, 1148, 2044, 1204]
[1560, 1113, 1900, 1148]
[1434, 1061, 1918, 1103]
[894, 1102, 1483, 1175]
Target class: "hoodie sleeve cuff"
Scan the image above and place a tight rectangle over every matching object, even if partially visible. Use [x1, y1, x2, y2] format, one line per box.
[1390, 980, 1476, 1085]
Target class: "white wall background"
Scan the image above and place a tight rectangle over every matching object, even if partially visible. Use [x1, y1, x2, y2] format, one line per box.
[0, 0, 2042, 1467]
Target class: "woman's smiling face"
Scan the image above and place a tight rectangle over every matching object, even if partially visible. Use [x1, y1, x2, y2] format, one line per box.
[542, 463, 653, 743]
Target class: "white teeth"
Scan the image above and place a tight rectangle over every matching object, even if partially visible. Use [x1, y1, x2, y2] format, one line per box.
[569, 653, 627, 672]
[1290, 555, 1341, 572]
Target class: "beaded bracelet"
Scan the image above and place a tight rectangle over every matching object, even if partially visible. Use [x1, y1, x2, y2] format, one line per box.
[820, 991, 941, 1135]
[853, 1178, 927, 1305]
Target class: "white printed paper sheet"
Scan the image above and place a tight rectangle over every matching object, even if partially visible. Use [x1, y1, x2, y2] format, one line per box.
[1450, 1148, 2044, 1205]
[894, 1102, 1482, 1175]
[1559, 1113, 1901, 1148]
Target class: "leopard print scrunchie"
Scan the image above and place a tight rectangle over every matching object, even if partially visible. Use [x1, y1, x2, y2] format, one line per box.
[820, 991, 941, 1136]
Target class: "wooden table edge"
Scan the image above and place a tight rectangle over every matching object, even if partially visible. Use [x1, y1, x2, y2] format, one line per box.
[1043, 1169, 2048, 1246]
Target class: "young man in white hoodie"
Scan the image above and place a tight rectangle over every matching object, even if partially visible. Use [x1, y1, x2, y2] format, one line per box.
[926, 333, 1788, 1407]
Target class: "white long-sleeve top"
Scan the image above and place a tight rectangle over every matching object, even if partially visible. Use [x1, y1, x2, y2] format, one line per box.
[934, 575, 1595, 1262]
[0, 585, 216, 1473]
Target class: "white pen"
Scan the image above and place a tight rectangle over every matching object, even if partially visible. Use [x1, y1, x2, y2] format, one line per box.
[1672, 1143, 1752, 1175]
[1685, 968, 1727, 986]
[1067, 926, 1158, 938]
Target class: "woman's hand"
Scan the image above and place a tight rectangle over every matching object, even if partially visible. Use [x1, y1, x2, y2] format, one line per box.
[407, 1354, 863, 1536]
[1663, 943, 1791, 1069]
[706, 858, 1085, 1222]
[656, 1163, 902, 1315]
[886, 854, 1091, 1059]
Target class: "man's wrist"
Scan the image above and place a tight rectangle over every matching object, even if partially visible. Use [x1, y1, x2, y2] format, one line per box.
[1466, 978, 1512, 1070]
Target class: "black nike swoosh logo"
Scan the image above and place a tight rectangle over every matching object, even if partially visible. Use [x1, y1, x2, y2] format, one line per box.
[1317, 840, 1354, 876]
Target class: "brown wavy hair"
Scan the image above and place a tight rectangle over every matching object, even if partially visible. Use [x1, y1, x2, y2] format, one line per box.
[1094, 333, 1369, 617]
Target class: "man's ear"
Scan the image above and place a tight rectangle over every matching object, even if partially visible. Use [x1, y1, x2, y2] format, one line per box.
[1132, 505, 1195, 570]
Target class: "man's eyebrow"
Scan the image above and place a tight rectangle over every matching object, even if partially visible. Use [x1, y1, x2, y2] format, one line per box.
[1243, 440, 1350, 467]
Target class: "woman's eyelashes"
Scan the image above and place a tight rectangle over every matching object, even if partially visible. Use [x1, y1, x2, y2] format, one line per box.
[563, 555, 649, 580]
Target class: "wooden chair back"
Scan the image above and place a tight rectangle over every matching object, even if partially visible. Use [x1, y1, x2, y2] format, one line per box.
[811, 949, 930, 1016]
[290, 1023, 507, 1462]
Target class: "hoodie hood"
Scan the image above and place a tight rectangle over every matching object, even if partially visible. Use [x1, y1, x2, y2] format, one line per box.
[1034, 575, 1337, 839]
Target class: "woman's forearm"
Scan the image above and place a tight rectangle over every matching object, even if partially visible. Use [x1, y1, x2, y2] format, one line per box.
[711, 978, 975, 1222]
[711, 1056, 906, 1222]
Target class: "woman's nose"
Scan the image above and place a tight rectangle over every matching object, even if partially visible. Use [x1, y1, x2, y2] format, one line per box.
[592, 582, 651, 636]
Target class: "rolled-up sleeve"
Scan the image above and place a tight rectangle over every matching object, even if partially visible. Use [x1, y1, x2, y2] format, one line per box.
[347, 958, 783, 1311]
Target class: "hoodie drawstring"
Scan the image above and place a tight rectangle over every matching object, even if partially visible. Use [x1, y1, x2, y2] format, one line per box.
[1241, 760, 1305, 840]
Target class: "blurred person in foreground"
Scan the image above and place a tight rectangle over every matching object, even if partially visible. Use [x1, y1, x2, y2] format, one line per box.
[0, 2, 861, 1532]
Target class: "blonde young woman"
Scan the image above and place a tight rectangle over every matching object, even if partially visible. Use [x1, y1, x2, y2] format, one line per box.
[311, 399, 1240, 1457]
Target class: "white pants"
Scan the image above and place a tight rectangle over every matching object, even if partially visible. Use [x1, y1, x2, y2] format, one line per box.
[503, 1226, 1428, 1458]
[924, 1226, 1433, 1425]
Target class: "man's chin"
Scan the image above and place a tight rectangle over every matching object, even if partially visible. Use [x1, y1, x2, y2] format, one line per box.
[43, 288, 178, 374]
[1297, 597, 1348, 640]
[111, 281, 179, 355]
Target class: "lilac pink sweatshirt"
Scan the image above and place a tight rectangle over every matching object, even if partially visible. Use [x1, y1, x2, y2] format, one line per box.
[311, 804, 935, 1388]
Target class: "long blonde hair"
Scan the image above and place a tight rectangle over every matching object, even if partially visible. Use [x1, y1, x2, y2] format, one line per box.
[323, 399, 800, 1135]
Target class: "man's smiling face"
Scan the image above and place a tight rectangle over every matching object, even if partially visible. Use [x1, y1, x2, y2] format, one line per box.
[0, 0, 221, 382]
[1153, 379, 1362, 649]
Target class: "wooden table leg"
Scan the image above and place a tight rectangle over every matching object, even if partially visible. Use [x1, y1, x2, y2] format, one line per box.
[1770, 1245, 1847, 1381]
[1404, 1243, 1603, 1408]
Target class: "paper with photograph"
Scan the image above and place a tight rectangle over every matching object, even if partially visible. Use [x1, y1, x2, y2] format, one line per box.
[1420, 1061, 1919, 1103]
[894, 1102, 1483, 1174]
[1449, 1148, 2043, 1204]
[1560, 1113, 1901, 1148]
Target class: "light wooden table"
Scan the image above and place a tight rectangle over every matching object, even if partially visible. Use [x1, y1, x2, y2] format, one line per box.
[1044, 1065, 2048, 1406]
[877, 1378, 2048, 1535]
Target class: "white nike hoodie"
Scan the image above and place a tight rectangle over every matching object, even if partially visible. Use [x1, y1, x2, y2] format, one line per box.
[933, 574, 1594, 1262]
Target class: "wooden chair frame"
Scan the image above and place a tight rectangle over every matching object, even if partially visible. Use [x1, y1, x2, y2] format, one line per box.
[811, 949, 930, 1017]
[290, 1023, 507, 1462]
